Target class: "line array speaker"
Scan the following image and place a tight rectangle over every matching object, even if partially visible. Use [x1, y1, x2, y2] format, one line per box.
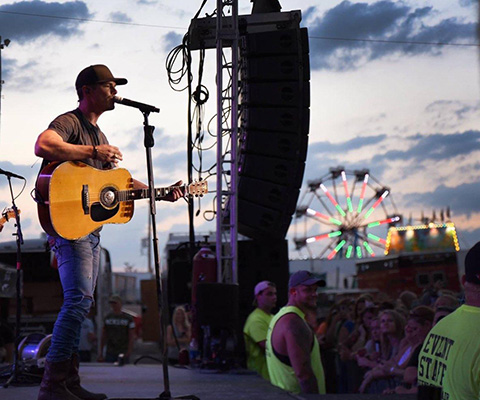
[238, 26, 310, 240]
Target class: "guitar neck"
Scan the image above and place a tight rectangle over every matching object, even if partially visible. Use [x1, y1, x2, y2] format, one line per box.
[117, 186, 184, 202]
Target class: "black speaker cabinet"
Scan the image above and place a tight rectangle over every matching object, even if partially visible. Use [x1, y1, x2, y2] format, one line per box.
[238, 26, 310, 241]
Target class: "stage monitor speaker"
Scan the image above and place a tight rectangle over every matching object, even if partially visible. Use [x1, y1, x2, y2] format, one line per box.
[166, 245, 194, 306]
[196, 283, 239, 331]
[238, 26, 310, 241]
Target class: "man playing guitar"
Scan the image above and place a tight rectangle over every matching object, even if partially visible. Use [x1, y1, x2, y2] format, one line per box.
[34, 64, 182, 400]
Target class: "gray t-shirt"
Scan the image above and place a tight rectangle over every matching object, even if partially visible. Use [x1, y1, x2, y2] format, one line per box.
[43, 108, 113, 170]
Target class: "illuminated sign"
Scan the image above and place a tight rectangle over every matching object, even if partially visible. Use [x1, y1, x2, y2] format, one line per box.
[385, 222, 460, 255]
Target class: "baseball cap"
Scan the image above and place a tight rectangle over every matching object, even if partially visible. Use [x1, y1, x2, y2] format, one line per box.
[75, 64, 128, 90]
[289, 270, 326, 289]
[109, 294, 122, 304]
[254, 281, 272, 296]
[465, 242, 480, 285]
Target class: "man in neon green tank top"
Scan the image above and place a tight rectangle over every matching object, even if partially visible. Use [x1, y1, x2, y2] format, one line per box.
[266, 270, 326, 394]
[243, 281, 277, 380]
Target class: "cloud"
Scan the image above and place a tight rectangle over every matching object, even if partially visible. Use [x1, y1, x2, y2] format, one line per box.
[459, 0, 477, 7]
[302, 130, 480, 190]
[304, 134, 392, 183]
[425, 100, 480, 131]
[460, 226, 480, 249]
[164, 31, 184, 52]
[109, 12, 132, 23]
[0, 1, 92, 43]
[153, 150, 187, 174]
[403, 180, 480, 217]
[306, 1, 476, 70]
[371, 130, 480, 163]
[308, 134, 387, 154]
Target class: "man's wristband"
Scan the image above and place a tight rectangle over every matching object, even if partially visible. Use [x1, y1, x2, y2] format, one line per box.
[92, 145, 98, 160]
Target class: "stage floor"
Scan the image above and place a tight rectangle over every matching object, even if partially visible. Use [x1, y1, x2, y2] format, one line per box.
[0, 361, 417, 400]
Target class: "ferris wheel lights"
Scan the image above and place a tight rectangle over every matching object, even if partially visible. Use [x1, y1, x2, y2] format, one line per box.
[364, 208, 375, 219]
[363, 241, 375, 256]
[367, 233, 387, 245]
[356, 246, 363, 258]
[320, 183, 347, 217]
[367, 216, 402, 228]
[346, 245, 353, 259]
[329, 231, 342, 238]
[327, 240, 347, 260]
[357, 174, 369, 213]
[304, 208, 343, 225]
[294, 168, 398, 260]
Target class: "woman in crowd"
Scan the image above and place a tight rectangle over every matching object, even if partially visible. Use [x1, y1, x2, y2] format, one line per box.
[338, 306, 378, 392]
[166, 305, 191, 365]
[386, 304, 456, 394]
[358, 306, 434, 393]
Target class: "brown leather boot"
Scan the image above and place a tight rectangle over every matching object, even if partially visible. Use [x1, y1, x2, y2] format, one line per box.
[66, 353, 107, 400]
[38, 359, 81, 400]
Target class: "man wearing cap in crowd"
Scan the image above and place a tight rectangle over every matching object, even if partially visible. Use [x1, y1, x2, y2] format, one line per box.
[34, 65, 182, 400]
[98, 295, 135, 364]
[243, 281, 277, 380]
[266, 270, 326, 394]
[417, 241, 480, 399]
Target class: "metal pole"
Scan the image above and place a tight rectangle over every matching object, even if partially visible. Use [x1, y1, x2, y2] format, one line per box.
[230, 0, 239, 284]
[215, 0, 224, 283]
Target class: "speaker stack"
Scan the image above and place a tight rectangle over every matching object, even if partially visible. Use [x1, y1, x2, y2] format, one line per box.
[238, 25, 310, 241]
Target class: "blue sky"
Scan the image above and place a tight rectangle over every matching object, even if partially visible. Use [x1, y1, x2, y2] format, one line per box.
[0, 0, 478, 270]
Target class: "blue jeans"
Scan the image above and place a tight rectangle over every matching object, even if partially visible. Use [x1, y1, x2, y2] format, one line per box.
[46, 234, 101, 363]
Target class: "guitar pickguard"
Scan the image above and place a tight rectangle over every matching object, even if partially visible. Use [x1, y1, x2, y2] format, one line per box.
[90, 203, 120, 222]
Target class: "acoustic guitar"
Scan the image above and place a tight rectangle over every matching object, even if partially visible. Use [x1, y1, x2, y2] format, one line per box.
[36, 161, 207, 240]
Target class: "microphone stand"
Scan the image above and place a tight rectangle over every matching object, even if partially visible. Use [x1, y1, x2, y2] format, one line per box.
[2, 177, 37, 387]
[110, 111, 198, 400]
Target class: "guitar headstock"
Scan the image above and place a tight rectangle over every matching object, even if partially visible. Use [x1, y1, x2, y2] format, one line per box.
[0, 208, 19, 232]
[187, 180, 208, 197]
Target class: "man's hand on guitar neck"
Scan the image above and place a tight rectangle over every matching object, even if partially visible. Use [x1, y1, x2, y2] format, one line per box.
[133, 179, 183, 202]
[163, 180, 183, 202]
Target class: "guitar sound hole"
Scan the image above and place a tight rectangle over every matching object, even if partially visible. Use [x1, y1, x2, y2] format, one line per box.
[91, 203, 120, 222]
[100, 187, 118, 208]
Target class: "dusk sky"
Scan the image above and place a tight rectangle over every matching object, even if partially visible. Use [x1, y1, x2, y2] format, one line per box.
[0, 0, 478, 271]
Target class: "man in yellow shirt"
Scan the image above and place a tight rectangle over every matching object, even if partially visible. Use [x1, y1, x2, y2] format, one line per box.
[243, 281, 277, 380]
[266, 270, 326, 394]
[418, 242, 480, 400]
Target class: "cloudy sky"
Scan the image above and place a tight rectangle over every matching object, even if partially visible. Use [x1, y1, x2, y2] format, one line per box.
[0, 0, 478, 271]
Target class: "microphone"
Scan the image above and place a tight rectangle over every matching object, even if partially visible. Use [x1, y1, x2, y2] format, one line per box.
[114, 96, 160, 113]
[0, 168, 25, 180]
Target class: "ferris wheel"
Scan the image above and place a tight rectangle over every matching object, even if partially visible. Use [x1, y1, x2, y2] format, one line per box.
[293, 166, 402, 259]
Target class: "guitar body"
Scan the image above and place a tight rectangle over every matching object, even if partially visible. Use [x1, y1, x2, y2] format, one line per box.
[37, 161, 134, 240]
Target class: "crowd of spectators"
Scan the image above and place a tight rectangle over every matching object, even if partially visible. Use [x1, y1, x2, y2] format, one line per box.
[312, 284, 461, 394]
